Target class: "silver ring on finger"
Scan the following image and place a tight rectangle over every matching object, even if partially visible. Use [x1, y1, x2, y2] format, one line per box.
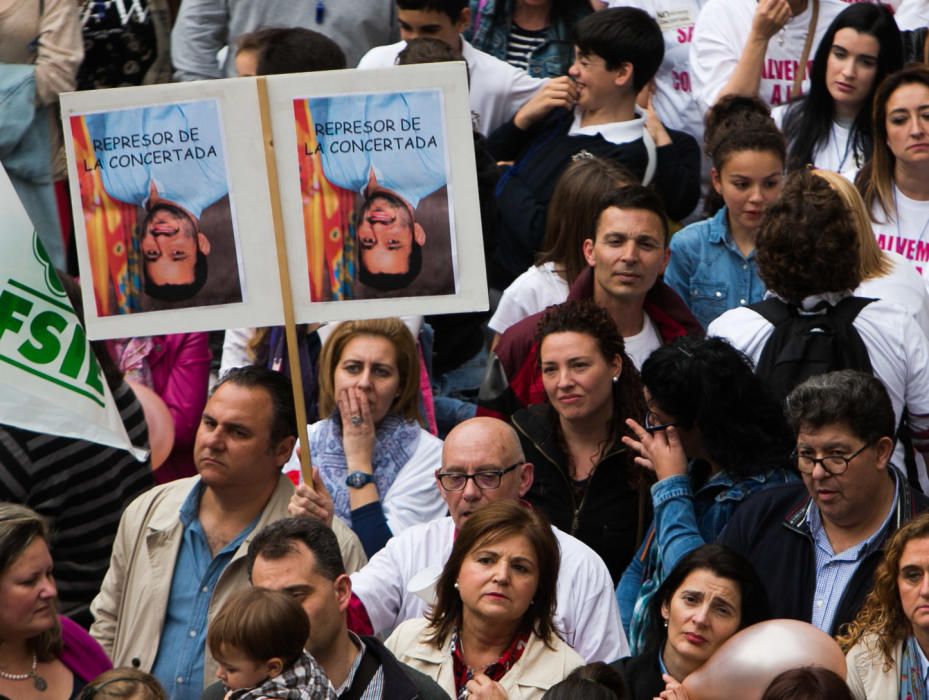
[350, 414, 363, 426]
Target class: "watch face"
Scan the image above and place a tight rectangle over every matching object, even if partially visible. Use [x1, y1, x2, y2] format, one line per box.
[346, 472, 373, 488]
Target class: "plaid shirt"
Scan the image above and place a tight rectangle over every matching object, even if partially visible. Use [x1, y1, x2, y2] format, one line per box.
[227, 651, 337, 700]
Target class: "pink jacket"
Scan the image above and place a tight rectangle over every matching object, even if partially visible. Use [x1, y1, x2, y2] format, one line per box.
[147, 333, 211, 483]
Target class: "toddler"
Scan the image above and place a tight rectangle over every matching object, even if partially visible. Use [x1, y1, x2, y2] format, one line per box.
[208, 588, 336, 699]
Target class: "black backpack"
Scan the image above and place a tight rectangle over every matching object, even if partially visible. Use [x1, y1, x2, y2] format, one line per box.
[751, 296, 876, 405]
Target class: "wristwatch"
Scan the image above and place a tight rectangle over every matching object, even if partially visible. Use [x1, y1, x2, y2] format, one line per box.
[345, 471, 375, 489]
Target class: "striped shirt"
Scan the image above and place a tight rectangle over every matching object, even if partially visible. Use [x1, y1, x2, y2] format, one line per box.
[506, 23, 548, 72]
[335, 632, 385, 700]
[0, 380, 152, 615]
[807, 471, 899, 633]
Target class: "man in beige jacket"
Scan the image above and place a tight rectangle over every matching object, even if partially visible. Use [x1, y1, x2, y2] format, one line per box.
[90, 366, 365, 700]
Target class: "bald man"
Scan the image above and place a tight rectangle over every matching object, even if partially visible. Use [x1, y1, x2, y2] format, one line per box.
[292, 417, 628, 662]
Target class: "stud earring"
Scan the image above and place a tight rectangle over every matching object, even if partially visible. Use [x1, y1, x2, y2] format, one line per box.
[612, 375, 619, 384]
[454, 582, 459, 589]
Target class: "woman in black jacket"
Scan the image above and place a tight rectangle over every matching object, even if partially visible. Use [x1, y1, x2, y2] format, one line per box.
[511, 299, 649, 583]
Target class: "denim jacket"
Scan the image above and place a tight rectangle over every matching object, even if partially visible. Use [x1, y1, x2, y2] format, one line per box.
[465, 0, 590, 78]
[665, 207, 766, 329]
[617, 465, 798, 653]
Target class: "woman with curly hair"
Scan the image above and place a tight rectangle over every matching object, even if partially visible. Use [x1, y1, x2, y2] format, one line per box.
[615, 336, 795, 652]
[708, 168, 929, 489]
[839, 512, 929, 699]
[511, 299, 649, 584]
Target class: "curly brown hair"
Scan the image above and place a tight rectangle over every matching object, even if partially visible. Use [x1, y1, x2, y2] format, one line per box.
[837, 512, 929, 669]
[533, 300, 649, 486]
[755, 169, 862, 303]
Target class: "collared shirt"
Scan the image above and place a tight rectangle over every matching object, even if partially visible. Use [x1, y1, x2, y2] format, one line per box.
[150, 483, 259, 700]
[807, 473, 900, 633]
[665, 207, 765, 329]
[334, 632, 384, 700]
[567, 108, 647, 145]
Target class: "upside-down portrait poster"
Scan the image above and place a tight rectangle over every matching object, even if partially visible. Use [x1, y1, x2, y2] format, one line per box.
[62, 65, 486, 338]
[62, 79, 284, 339]
[269, 63, 487, 322]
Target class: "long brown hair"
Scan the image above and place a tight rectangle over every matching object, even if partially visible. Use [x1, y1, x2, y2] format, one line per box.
[837, 512, 929, 669]
[536, 156, 635, 284]
[857, 65, 929, 222]
[425, 502, 561, 649]
[0, 504, 61, 661]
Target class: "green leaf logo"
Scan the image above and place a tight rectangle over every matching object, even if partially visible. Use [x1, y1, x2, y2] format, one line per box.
[33, 232, 65, 297]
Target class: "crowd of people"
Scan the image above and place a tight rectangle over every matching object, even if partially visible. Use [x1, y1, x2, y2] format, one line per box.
[7, 0, 929, 698]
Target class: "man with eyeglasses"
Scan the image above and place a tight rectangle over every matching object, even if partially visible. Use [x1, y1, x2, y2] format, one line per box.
[299, 416, 628, 662]
[718, 370, 929, 636]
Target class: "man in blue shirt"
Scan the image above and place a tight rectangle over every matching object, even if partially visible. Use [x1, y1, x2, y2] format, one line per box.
[89, 367, 365, 700]
[718, 371, 929, 635]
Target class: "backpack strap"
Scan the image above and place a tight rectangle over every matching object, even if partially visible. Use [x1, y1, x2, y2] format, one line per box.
[828, 295, 875, 323]
[748, 297, 796, 326]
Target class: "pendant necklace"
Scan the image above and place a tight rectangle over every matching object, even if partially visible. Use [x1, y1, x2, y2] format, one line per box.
[832, 123, 853, 173]
[0, 653, 47, 691]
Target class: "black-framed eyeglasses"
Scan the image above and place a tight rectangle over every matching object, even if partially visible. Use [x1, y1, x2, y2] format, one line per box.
[791, 441, 873, 476]
[644, 410, 678, 434]
[436, 463, 521, 491]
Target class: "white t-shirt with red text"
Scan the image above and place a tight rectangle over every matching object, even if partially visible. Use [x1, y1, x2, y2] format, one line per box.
[690, 0, 873, 111]
[872, 187, 929, 275]
[607, 1, 706, 141]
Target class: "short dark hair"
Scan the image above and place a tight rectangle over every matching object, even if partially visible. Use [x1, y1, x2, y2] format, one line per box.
[236, 27, 346, 74]
[760, 667, 854, 700]
[214, 366, 297, 445]
[643, 544, 770, 656]
[207, 588, 309, 666]
[542, 663, 628, 700]
[572, 8, 663, 91]
[397, 36, 462, 63]
[756, 169, 861, 303]
[593, 185, 669, 245]
[246, 517, 346, 582]
[641, 337, 793, 476]
[537, 155, 635, 284]
[785, 370, 896, 445]
[357, 192, 423, 291]
[396, 0, 467, 23]
[426, 502, 561, 649]
[141, 204, 208, 301]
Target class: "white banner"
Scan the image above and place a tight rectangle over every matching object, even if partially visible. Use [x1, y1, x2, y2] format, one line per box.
[0, 164, 146, 458]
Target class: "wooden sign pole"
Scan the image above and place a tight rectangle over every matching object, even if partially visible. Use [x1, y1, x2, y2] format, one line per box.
[256, 76, 314, 488]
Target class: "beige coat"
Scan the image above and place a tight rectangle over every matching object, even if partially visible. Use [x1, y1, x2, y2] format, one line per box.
[385, 618, 584, 700]
[845, 634, 904, 700]
[89, 474, 365, 688]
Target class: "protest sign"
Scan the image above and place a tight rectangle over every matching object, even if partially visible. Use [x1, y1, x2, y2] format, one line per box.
[62, 79, 285, 339]
[0, 163, 145, 457]
[62, 65, 485, 323]
[268, 63, 487, 322]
